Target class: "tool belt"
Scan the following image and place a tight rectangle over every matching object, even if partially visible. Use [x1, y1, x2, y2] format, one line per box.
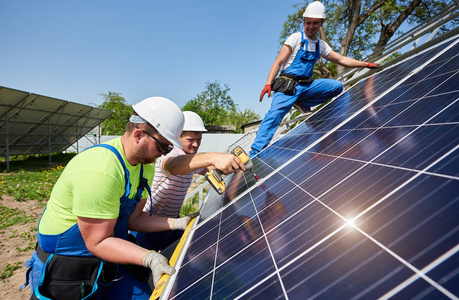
[32, 244, 103, 300]
[33, 238, 151, 300]
[271, 72, 314, 96]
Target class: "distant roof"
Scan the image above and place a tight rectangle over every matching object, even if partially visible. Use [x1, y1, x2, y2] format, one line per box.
[205, 125, 236, 132]
[0, 86, 113, 157]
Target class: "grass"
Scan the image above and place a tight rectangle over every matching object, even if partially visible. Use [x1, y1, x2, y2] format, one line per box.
[0, 152, 76, 173]
[180, 193, 201, 217]
[0, 206, 35, 230]
[0, 153, 73, 281]
[1, 262, 22, 283]
[0, 167, 65, 202]
[0, 153, 74, 201]
[180, 176, 208, 217]
[0, 206, 37, 281]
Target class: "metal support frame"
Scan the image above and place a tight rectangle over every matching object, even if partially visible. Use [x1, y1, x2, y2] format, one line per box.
[5, 113, 9, 171]
[48, 118, 51, 165]
[76, 122, 79, 153]
[0, 87, 113, 171]
[183, 178, 210, 211]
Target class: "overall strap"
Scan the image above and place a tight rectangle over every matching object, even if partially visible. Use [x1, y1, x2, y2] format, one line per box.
[315, 38, 321, 59]
[300, 31, 308, 51]
[87, 144, 131, 197]
[86, 144, 153, 215]
[88, 144, 153, 215]
[136, 165, 154, 216]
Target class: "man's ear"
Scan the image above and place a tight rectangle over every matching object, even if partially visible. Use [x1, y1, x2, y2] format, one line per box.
[133, 127, 143, 142]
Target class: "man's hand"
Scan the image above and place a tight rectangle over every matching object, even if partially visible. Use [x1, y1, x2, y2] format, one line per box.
[366, 62, 381, 69]
[142, 251, 176, 286]
[260, 84, 272, 102]
[211, 153, 245, 174]
[172, 212, 199, 230]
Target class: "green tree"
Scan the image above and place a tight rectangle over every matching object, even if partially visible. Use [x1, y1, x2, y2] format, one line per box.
[182, 81, 259, 133]
[98, 92, 132, 135]
[280, 0, 454, 75]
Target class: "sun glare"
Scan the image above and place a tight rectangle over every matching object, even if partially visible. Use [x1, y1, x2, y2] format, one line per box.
[344, 217, 356, 227]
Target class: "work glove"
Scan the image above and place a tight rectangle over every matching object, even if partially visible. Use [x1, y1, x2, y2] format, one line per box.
[142, 250, 176, 286]
[260, 84, 272, 102]
[172, 212, 199, 230]
[366, 62, 381, 69]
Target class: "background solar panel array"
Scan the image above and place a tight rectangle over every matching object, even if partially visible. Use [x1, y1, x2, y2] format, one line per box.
[163, 35, 459, 299]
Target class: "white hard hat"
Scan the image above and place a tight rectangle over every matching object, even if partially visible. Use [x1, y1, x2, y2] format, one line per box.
[182, 111, 207, 132]
[303, 1, 325, 19]
[132, 97, 184, 149]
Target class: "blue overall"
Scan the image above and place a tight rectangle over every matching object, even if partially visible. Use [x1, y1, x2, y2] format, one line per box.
[250, 32, 344, 156]
[24, 144, 154, 300]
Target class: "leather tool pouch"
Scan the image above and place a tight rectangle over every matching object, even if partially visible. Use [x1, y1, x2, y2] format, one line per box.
[272, 76, 297, 95]
[271, 73, 298, 96]
[32, 254, 102, 300]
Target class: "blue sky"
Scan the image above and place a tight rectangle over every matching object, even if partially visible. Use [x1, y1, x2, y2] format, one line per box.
[1, 0, 301, 117]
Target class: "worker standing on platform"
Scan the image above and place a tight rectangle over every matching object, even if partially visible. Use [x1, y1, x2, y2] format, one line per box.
[250, 1, 380, 157]
[23, 97, 244, 300]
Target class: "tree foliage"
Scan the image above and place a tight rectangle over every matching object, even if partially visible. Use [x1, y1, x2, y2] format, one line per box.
[280, 0, 455, 75]
[98, 92, 132, 135]
[182, 81, 260, 133]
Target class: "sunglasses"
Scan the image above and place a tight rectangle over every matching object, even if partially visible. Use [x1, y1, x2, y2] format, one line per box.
[135, 126, 174, 155]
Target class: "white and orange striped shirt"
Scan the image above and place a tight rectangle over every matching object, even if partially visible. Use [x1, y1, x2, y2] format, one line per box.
[143, 147, 203, 217]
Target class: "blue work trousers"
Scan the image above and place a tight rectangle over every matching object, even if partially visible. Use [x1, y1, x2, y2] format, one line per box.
[251, 79, 343, 154]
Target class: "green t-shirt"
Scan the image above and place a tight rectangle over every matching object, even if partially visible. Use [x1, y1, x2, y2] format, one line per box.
[39, 137, 154, 235]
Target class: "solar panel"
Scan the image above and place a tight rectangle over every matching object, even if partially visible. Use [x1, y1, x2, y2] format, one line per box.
[161, 35, 459, 299]
[0, 86, 113, 157]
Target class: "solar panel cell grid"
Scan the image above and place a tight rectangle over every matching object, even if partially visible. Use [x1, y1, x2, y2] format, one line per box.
[164, 36, 459, 299]
[428, 149, 459, 176]
[281, 232, 414, 299]
[212, 238, 275, 299]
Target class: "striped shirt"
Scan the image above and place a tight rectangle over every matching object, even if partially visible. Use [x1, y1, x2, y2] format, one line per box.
[143, 147, 202, 217]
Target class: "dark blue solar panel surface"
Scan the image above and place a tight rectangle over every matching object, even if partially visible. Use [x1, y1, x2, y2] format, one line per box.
[164, 36, 459, 299]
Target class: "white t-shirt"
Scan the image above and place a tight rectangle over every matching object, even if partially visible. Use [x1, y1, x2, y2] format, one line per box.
[143, 146, 203, 217]
[281, 32, 333, 72]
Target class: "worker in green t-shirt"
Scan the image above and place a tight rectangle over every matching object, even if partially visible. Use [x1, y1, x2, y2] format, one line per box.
[24, 97, 245, 300]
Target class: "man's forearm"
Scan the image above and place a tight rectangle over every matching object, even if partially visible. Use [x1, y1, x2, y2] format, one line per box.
[164, 153, 214, 175]
[338, 56, 368, 68]
[266, 62, 282, 85]
[165, 152, 245, 176]
[128, 212, 173, 232]
[88, 236, 147, 265]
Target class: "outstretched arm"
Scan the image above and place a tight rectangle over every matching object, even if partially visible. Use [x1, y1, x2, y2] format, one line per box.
[324, 50, 380, 68]
[164, 152, 245, 176]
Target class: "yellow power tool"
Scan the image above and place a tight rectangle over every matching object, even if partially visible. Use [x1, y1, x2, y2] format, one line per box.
[205, 146, 258, 194]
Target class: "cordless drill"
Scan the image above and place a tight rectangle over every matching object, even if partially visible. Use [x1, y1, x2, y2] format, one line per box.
[205, 146, 256, 194]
